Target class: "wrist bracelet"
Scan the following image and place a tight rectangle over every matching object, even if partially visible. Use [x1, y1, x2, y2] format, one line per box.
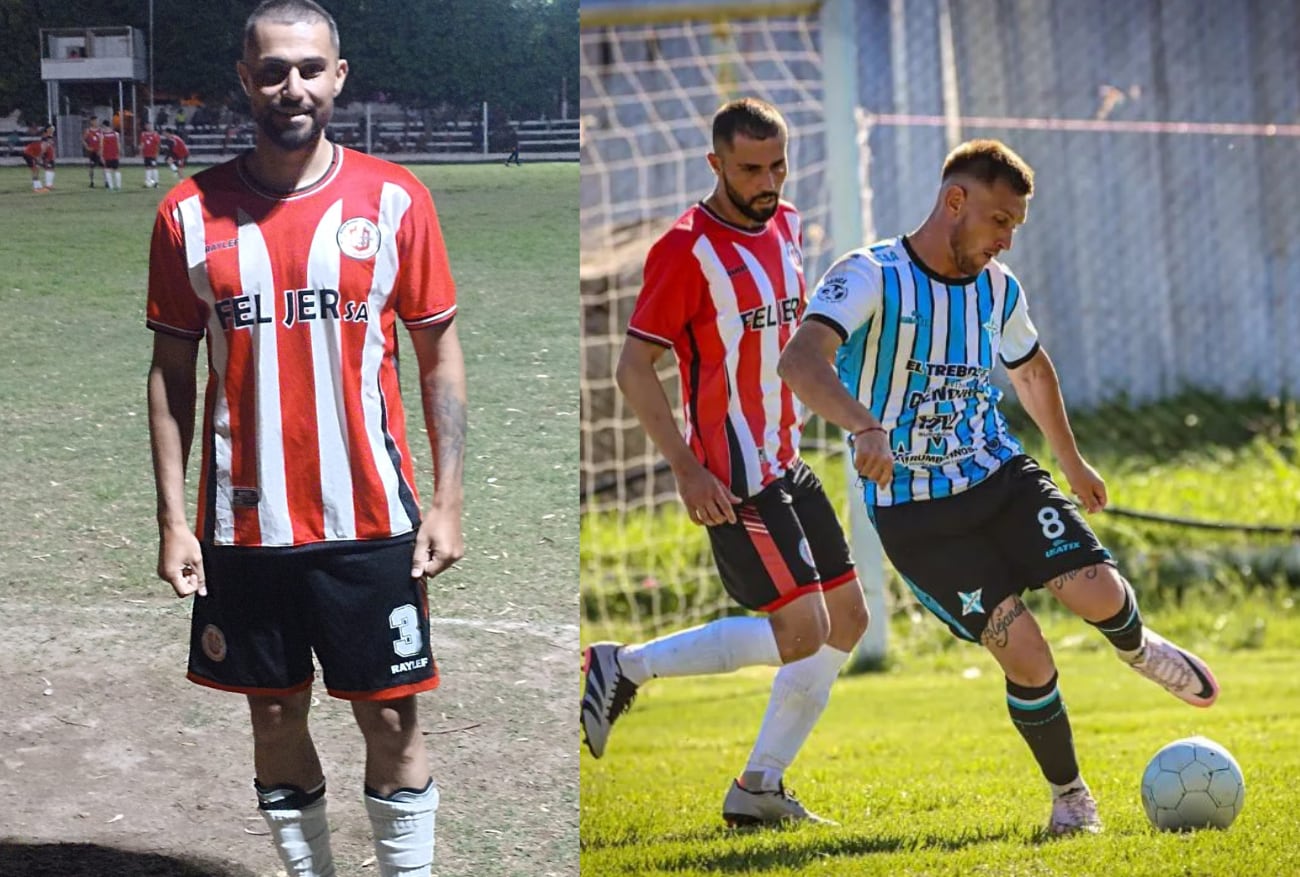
[851, 426, 886, 438]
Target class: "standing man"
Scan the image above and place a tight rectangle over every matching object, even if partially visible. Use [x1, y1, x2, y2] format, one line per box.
[581, 98, 869, 826]
[146, 3, 466, 875]
[139, 120, 162, 187]
[100, 118, 122, 190]
[83, 116, 102, 187]
[778, 139, 1218, 836]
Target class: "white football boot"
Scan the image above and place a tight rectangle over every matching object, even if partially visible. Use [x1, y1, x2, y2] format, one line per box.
[1124, 630, 1219, 708]
[581, 642, 639, 758]
[722, 776, 835, 827]
[1047, 785, 1102, 836]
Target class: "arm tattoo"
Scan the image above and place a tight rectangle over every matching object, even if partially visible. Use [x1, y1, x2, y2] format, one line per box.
[427, 375, 466, 487]
[980, 597, 1027, 650]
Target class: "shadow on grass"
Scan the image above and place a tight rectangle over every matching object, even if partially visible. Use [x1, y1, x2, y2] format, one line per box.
[585, 822, 1036, 869]
[0, 840, 256, 877]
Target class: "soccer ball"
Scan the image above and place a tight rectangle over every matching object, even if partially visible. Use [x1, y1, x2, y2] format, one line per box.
[1140, 736, 1245, 831]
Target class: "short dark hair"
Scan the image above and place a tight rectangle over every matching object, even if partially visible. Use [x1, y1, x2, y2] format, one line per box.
[244, 0, 340, 56]
[942, 139, 1034, 196]
[711, 97, 787, 152]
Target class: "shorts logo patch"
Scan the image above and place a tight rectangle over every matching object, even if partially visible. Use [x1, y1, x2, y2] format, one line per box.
[959, 588, 985, 616]
[337, 217, 381, 261]
[201, 624, 228, 662]
[797, 537, 815, 570]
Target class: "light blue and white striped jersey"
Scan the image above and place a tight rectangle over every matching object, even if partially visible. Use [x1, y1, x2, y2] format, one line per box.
[804, 236, 1040, 506]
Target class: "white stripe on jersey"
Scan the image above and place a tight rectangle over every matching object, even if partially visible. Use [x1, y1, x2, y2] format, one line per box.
[366, 182, 418, 535]
[238, 209, 294, 545]
[734, 243, 784, 482]
[306, 199, 357, 540]
[692, 235, 763, 492]
[177, 196, 234, 541]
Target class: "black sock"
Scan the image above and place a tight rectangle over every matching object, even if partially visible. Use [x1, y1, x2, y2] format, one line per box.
[1006, 673, 1078, 786]
[1088, 579, 1144, 653]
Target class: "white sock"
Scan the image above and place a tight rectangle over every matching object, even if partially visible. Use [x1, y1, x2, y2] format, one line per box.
[115, 171, 123, 188]
[257, 780, 335, 877]
[33, 179, 41, 190]
[44, 171, 54, 187]
[365, 780, 438, 877]
[743, 645, 850, 789]
[618, 616, 782, 685]
[1050, 775, 1087, 798]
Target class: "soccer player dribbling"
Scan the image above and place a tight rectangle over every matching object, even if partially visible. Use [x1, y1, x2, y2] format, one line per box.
[779, 139, 1219, 836]
[145, 3, 466, 874]
[581, 98, 870, 826]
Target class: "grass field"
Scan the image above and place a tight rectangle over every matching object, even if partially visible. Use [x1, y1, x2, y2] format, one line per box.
[0, 160, 578, 876]
[581, 589, 1300, 876]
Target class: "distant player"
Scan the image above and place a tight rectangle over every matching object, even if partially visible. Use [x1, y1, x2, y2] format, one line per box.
[83, 117, 103, 187]
[22, 129, 55, 192]
[139, 121, 162, 187]
[146, 2, 464, 875]
[779, 139, 1220, 836]
[581, 98, 870, 826]
[163, 128, 190, 177]
[100, 119, 122, 190]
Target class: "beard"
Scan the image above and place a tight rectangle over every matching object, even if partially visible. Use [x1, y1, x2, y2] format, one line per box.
[948, 224, 988, 277]
[255, 102, 332, 151]
[722, 174, 780, 224]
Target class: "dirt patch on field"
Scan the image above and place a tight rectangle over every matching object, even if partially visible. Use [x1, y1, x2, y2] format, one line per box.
[0, 595, 577, 877]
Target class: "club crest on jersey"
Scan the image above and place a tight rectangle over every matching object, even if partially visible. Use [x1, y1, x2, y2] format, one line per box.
[337, 217, 381, 260]
[201, 624, 228, 662]
[817, 276, 849, 302]
[785, 239, 803, 271]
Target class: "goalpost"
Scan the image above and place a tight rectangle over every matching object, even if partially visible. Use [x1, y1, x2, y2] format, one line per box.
[580, 0, 887, 669]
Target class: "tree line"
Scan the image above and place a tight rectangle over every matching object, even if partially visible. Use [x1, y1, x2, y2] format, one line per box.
[0, 0, 578, 125]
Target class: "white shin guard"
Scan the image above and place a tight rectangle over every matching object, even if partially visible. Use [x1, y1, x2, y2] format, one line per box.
[364, 780, 439, 877]
[257, 782, 335, 877]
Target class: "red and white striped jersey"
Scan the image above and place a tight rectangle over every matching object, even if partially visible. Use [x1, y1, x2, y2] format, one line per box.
[147, 145, 457, 548]
[628, 201, 806, 498]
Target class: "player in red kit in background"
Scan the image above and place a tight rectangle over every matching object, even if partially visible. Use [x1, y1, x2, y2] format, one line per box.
[100, 118, 122, 190]
[146, 3, 466, 874]
[139, 120, 162, 188]
[83, 116, 103, 187]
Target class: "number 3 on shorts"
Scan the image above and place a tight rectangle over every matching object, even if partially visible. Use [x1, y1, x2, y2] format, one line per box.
[389, 604, 423, 658]
[1037, 506, 1066, 540]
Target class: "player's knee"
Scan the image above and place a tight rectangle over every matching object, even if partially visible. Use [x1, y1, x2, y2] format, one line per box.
[353, 697, 421, 746]
[828, 583, 870, 644]
[771, 606, 830, 663]
[247, 694, 311, 742]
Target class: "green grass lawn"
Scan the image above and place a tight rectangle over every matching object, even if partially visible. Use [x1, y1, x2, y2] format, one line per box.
[581, 590, 1300, 876]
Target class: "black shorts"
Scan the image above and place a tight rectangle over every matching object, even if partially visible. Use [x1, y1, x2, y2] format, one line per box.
[143, 156, 157, 167]
[104, 158, 120, 169]
[23, 155, 36, 169]
[188, 536, 439, 701]
[870, 455, 1112, 642]
[707, 459, 856, 612]
[88, 153, 103, 166]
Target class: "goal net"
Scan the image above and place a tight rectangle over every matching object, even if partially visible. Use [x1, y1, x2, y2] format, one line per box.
[579, 0, 886, 659]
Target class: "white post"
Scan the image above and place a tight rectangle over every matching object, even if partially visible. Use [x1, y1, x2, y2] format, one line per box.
[822, 0, 889, 671]
[561, 75, 568, 120]
[481, 101, 488, 155]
